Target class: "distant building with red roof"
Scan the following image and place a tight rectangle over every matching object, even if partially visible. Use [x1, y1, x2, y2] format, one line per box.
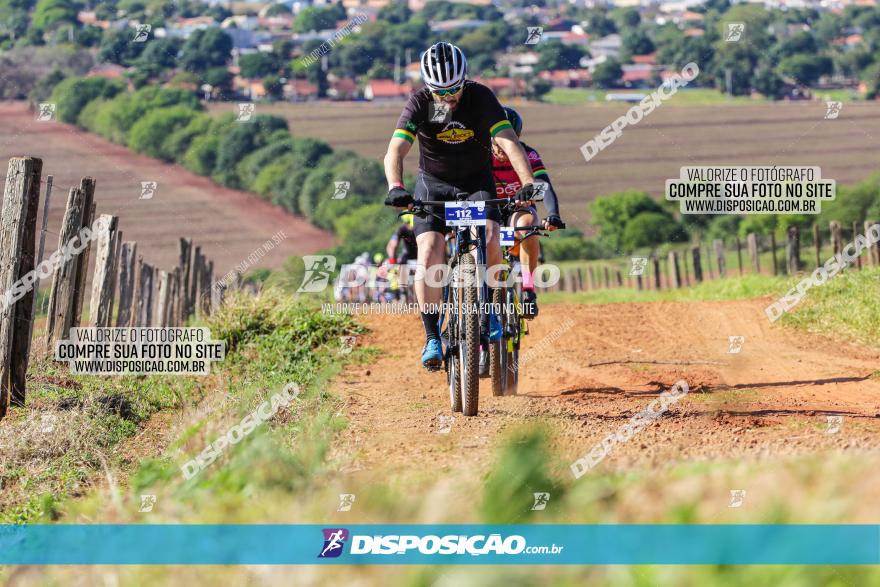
[364, 79, 410, 101]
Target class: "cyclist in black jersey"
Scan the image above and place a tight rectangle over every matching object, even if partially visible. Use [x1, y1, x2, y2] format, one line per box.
[383, 42, 539, 370]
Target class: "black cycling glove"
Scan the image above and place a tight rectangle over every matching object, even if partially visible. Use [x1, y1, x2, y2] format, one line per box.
[544, 214, 565, 229]
[385, 187, 413, 208]
[514, 183, 537, 202]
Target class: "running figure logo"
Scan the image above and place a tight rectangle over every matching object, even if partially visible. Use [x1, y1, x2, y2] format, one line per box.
[826, 415, 843, 434]
[36, 103, 56, 122]
[729, 489, 746, 508]
[132, 24, 151, 42]
[726, 23, 745, 42]
[332, 181, 350, 199]
[525, 27, 543, 45]
[318, 528, 349, 558]
[298, 255, 337, 293]
[337, 493, 356, 512]
[727, 336, 745, 354]
[140, 181, 157, 200]
[138, 494, 157, 512]
[429, 102, 451, 123]
[824, 101, 842, 120]
[237, 103, 256, 122]
[531, 492, 550, 511]
[629, 257, 648, 276]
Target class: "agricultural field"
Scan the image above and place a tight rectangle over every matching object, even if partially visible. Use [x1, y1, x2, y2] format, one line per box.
[240, 98, 880, 233]
[0, 102, 334, 276]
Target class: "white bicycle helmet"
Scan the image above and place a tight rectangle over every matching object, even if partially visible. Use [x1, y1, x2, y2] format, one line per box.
[420, 42, 468, 90]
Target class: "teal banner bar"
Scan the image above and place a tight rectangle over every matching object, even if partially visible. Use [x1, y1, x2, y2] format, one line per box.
[1, 525, 877, 565]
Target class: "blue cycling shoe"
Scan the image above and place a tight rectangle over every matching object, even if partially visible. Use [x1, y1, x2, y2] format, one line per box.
[488, 311, 502, 342]
[421, 338, 443, 371]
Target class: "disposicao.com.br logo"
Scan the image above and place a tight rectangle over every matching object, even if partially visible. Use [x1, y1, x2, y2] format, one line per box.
[318, 528, 563, 558]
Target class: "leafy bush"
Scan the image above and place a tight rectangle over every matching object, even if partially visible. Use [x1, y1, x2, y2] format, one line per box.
[49, 76, 123, 124]
[128, 106, 200, 161]
[212, 115, 288, 187]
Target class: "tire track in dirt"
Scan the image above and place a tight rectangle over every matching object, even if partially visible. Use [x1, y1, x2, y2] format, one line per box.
[332, 300, 880, 481]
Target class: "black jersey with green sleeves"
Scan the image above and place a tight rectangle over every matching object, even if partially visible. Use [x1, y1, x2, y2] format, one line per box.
[392, 81, 513, 182]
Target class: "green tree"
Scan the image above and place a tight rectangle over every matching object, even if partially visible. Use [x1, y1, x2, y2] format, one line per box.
[591, 190, 670, 252]
[293, 4, 345, 33]
[49, 76, 123, 124]
[137, 37, 182, 70]
[213, 115, 289, 187]
[239, 52, 278, 79]
[586, 12, 617, 37]
[31, 0, 75, 30]
[621, 212, 686, 251]
[98, 28, 147, 65]
[622, 29, 655, 56]
[262, 74, 283, 100]
[180, 27, 232, 73]
[778, 54, 833, 86]
[128, 106, 199, 160]
[592, 59, 622, 88]
[535, 40, 586, 71]
[378, 0, 411, 24]
[752, 61, 785, 99]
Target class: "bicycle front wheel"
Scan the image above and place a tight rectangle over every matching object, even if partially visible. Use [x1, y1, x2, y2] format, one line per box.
[458, 254, 480, 416]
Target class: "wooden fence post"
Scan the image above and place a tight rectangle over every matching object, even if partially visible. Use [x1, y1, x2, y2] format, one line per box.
[830, 221, 841, 257]
[170, 269, 181, 327]
[189, 245, 202, 316]
[116, 242, 138, 327]
[137, 262, 155, 326]
[587, 267, 595, 290]
[813, 223, 821, 269]
[864, 220, 879, 266]
[786, 226, 801, 275]
[71, 178, 96, 328]
[682, 250, 690, 286]
[615, 269, 623, 288]
[202, 260, 214, 315]
[88, 215, 119, 327]
[179, 238, 192, 321]
[46, 187, 85, 349]
[156, 270, 171, 327]
[603, 266, 610, 288]
[652, 255, 661, 289]
[705, 244, 714, 279]
[747, 233, 760, 274]
[851, 221, 861, 270]
[0, 157, 42, 414]
[770, 231, 779, 276]
[691, 246, 703, 283]
[27, 174, 53, 351]
[667, 251, 681, 288]
[713, 240, 726, 278]
[735, 237, 743, 276]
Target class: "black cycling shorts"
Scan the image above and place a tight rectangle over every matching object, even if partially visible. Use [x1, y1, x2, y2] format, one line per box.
[412, 170, 502, 237]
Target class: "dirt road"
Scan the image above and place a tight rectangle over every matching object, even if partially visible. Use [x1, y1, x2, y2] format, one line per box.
[0, 102, 333, 274]
[334, 300, 880, 481]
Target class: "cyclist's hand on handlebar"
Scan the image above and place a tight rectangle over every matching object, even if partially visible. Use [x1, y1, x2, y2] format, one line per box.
[543, 215, 565, 231]
[514, 183, 536, 203]
[385, 187, 413, 208]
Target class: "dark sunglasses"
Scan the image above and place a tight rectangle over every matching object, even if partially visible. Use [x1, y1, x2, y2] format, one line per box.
[431, 84, 463, 97]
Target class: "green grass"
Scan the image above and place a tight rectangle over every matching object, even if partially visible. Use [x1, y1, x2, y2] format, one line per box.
[780, 266, 880, 348]
[543, 272, 788, 305]
[0, 354, 194, 523]
[542, 87, 757, 106]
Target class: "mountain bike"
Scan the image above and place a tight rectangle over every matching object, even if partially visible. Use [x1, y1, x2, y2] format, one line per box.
[406, 193, 531, 416]
[488, 223, 563, 396]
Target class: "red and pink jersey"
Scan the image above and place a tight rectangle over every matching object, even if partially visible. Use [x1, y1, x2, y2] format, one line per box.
[492, 143, 549, 198]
